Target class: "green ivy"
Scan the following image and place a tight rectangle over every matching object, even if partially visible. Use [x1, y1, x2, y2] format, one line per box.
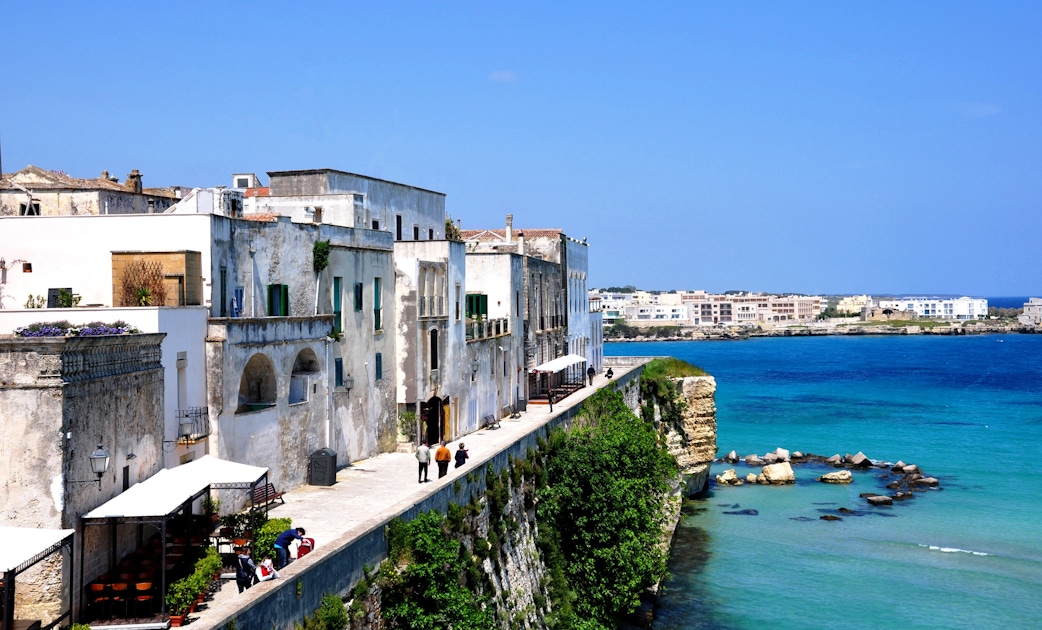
[313, 240, 331, 273]
[536, 387, 678, 627]
[382, 510, 493, 629]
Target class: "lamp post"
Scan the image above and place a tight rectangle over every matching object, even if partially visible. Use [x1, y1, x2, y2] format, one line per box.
[71, 444, 110, 490]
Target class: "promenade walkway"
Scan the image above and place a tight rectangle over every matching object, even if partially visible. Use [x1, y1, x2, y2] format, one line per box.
[192, 367, 635, 628]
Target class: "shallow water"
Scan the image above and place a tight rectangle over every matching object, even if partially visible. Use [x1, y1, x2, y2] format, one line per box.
[606, 335, 1042, 629]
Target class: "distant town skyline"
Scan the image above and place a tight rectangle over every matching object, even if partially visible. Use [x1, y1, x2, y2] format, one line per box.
[2, 2, 1039, 296]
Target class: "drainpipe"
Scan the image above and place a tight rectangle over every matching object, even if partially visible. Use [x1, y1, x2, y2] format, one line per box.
[324, 337, 332, 448]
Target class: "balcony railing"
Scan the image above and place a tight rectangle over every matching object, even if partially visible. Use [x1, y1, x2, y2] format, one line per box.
[177, 406, 211, 444]
[465, 317, 510, 342]
[419, 295, 446, 318]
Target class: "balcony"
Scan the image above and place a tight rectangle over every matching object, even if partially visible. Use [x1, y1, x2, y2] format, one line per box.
[418, 295, 446, 319]
[177, 406, 211, 444]
[466, 317, 510, 342]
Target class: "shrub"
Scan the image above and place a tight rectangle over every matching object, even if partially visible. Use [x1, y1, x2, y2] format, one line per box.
[253, 517, 292, 562]
[313, 240, 331, 273]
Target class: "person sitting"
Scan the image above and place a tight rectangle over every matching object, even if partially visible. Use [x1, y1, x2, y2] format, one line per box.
[255, 556, 280, 582]
[605, 367, 614, 379]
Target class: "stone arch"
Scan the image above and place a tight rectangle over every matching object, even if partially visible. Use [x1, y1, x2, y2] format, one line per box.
[237, 353, 277, 413]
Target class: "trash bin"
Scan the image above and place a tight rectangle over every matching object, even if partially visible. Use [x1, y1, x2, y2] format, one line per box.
[309, 448, 337, 486]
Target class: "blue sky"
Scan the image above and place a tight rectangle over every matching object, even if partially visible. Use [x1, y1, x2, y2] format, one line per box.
[2, 2, 1040, 296]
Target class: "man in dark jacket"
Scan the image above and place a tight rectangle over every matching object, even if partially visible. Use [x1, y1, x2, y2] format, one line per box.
[273, 527, 305, 569]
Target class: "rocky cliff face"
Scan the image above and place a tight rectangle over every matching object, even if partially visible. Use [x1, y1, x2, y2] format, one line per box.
[661, 376, 717, 497]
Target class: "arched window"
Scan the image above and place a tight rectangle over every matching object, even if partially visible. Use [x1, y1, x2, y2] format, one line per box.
[237, 353, 277, 413]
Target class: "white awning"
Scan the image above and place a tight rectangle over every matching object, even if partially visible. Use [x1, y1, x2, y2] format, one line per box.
[83, 455, 268, 520]
[529, 353, 587, 374]
[0, 526, 74, 573]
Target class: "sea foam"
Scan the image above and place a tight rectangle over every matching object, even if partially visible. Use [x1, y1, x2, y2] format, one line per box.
[919, 544, 989, 556]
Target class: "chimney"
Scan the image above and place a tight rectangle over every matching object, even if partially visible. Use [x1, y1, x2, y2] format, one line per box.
[126, 169, 143, 194]
[506, 214, 513, 241]
[517, 230, 525, 255]
[101, 170, 109, 180]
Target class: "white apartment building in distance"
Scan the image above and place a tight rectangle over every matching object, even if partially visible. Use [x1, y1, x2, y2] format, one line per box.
[877, 296, 988, 320]
[1018, 298, 1042, 325]
[589, 289, 823, 326]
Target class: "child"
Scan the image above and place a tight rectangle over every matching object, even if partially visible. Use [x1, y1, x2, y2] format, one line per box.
[255, 556, 281, 582]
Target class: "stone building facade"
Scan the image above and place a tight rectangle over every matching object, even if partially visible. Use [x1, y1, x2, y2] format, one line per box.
[0, 333, 165, 624]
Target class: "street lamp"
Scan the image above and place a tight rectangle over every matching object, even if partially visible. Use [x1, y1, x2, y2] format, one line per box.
[71, 444, 110, 490]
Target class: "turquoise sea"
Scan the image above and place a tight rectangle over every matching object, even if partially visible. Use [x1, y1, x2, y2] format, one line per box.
[606, 335, 1042, 630]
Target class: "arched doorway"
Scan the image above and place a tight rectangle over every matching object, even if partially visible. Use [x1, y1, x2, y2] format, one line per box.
[420, 396, 443, 445]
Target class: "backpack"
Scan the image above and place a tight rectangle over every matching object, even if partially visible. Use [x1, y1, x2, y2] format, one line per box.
[236, 556, 250, 581]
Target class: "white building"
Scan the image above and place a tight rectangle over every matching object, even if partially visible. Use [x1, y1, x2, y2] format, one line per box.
[878, 296, 988, 320]
[1018, 298, 1042, 325]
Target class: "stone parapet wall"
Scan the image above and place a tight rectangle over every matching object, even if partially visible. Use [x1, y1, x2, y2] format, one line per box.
[192, 367, 646, 630]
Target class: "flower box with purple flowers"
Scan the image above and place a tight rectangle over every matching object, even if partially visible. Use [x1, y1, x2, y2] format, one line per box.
[15, 320, 141, 337]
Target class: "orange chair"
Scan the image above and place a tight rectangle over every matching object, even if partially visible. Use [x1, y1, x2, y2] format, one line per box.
[87, 582, 110, 619]
[110, 582, 129, 618]
[133, 582, 154, 617]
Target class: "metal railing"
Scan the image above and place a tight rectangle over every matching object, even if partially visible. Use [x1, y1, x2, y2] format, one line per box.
[177, 406, 210, 443]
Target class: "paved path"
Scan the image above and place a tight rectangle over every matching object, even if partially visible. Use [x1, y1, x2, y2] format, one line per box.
[193, 369, 632, 626]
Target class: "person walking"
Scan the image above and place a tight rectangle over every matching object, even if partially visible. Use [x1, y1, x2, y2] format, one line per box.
[435, 441, 452, 478]
[454, 442, 469, 469]
[416, 440, 431, 483]
[587, 366, 595, 386]
[273, 527, 305, 569]
[235, 546, 256, 593]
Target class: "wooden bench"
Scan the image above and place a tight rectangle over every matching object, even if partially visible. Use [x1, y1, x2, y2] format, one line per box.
[251, 483, 285, 507]
[482, 414, 500, 430]
[506, 404, 522, 419]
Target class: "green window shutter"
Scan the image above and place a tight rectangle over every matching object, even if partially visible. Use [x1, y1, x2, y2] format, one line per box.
[375, 352, 383, 380]
[354, 282, 363, 311]
[479, 294, 488, 318]
[280, 284, 289, 316]
[374, 278, 382, 330]
[333, 277, 342, 334]
[334, 358, 344, 387]
[267, 284, 277, 316]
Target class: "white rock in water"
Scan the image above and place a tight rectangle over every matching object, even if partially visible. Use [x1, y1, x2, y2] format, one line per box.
[774, 447, 790, 461]
[745, 473, 758, 484]
[757, 462, 795, 485]
[818, 470, 853, 484]
[715, 468, 742, 485]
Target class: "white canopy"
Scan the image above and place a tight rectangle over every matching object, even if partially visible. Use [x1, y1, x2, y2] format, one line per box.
[0, 526, 74, 573]
[529, 353, 587, 374]
[83, 455, 268, 520]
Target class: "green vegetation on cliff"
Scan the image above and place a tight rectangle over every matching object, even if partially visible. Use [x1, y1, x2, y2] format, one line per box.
[538, 387, 678, 629]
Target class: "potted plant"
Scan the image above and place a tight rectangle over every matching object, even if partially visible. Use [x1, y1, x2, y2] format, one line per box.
[165, 579, 194, 626]
[202, 496, 222, 524]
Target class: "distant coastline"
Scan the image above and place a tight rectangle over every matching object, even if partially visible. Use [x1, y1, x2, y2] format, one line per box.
[607, 320, 1039, 342]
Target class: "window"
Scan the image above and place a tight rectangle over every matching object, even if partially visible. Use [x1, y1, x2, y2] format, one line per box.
[373, 277, 382, 331]
[413, 225, 420, 240]
[396, 215, 402, 240]
[516, 291, 520, 317]
[375, 353, 383, 380]
[289, 375, 309, 404]
[335, 358, 344, 387]
[455, 284, 461, 321]
[429, 329, 439, 370]
[220, 267, 228, 317]
[19, 202, 40, 216]
[333, 277, 343, 334]
[428, 228, 434, 240]
[466, 294, 488, 319]
[233, 286, 244, 317]
[353, 194, 364, 204]
[267, 284, 289, 316]
[354, 282, 363, 311]
[372, 219, 380, 230]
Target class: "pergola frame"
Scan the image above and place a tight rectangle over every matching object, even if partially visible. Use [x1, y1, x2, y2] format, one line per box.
[78, 473, 268, 622]
[2, 529, 74, 630]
